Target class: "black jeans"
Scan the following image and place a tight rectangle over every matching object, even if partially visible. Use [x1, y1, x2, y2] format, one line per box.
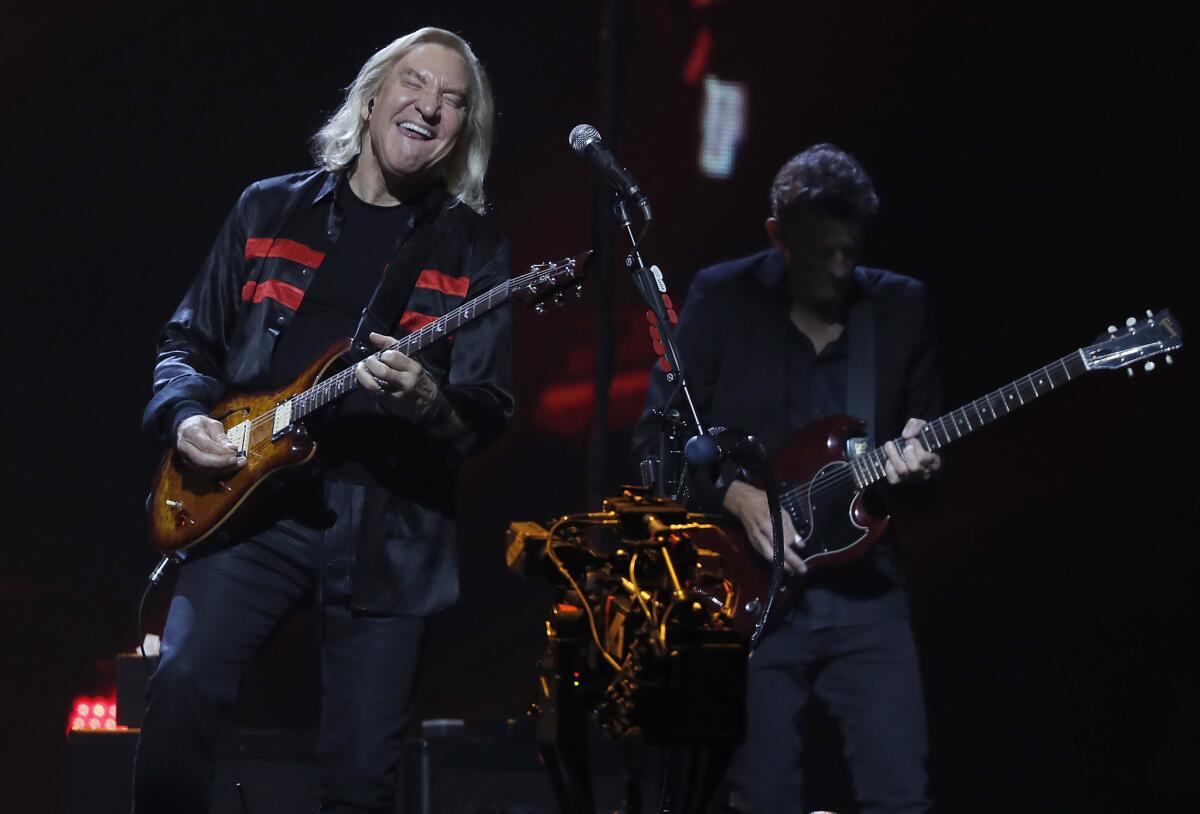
[729, 613, 930, 814]
[133, 482, 427, 814]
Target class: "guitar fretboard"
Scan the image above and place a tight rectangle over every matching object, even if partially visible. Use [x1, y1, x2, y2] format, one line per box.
[847, 349, 1089, 489]
[273, 262, 568, 427]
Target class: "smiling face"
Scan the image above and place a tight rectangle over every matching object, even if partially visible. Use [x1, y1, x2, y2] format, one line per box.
[358, 43, 471, 193]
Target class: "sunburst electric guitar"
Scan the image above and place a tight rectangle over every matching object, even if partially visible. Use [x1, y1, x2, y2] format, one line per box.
[148, 252, 591, 553]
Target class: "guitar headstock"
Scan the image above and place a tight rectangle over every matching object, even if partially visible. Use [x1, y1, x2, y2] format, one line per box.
[1083, 308, 1183, 374]
[512, 250, 593, 313]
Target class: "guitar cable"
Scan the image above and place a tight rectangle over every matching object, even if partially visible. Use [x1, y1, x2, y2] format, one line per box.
[136, 555, 178, 677]
[755, 460, 787, 651]
[135, 189, 292, 677]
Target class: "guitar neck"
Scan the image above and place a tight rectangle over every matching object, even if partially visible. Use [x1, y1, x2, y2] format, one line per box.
[850, 349, 1090, 488]
[285, 269, 533, 423]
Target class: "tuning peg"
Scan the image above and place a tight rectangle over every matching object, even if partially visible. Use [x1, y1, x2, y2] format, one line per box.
[1127, 368, 1135, 377]
[534, 302, 547, 315]
[552, 292, 565, 306]
[1126, 317, 1137, 327]
[1146, 309, 1154, 318]
[1166, 355, 1174, 365]
[1108, 325, 1118, 334]
[575, 284, 584, 299]
[1144, 361, 1156, 372]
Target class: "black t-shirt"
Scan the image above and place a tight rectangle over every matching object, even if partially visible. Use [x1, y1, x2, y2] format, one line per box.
[267, 182, 418, 492]
[269, 184, 414, 387]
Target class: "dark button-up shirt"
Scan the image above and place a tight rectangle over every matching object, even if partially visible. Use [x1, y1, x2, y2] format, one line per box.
[634, 249, 941, 629]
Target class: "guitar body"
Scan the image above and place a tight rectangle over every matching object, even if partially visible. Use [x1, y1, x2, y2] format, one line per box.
[724, 415, 890, 635]
[147, 340, 350, 553]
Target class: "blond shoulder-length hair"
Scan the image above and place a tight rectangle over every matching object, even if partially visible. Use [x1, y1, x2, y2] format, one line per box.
[313, 28, 494, 213]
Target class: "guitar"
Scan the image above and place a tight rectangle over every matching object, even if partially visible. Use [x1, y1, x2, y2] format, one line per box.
[148, 252, 592, 553]
[726, 309, 1183, 635]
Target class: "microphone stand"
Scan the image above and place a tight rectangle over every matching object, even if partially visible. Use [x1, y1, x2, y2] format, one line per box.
[592, 191, 790, 814]
[612, 195, 707, 459]
[614, 194, 787, 648]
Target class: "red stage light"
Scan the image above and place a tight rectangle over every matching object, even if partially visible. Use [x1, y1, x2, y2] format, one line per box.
[68, 694, 124, 734]
[682, 28, 714, 86]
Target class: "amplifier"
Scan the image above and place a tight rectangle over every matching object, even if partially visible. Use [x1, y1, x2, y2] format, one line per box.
[67, 724, 639, 812]
[67, 728, 319, 814]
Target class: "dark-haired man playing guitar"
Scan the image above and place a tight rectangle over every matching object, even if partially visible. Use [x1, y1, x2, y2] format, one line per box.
[634, 143, 940, 813]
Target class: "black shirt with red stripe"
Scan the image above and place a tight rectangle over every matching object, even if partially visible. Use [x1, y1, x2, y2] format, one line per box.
[269, 185, 414, 387]
[143, 167, 514, 616]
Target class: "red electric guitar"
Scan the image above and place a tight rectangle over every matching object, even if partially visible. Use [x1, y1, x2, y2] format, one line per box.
[727, 309, 1183, 635]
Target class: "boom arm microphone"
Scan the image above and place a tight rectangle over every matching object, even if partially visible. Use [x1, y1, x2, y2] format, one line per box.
[569, 124, 653, 221]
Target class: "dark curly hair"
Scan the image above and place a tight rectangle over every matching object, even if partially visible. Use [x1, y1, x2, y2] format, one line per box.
[770, 143, 879, 225]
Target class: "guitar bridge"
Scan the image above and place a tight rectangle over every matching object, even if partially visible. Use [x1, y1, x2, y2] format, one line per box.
[225, 418, 252, 455]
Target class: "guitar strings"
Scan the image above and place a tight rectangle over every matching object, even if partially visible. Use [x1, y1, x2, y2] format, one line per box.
[232, 264, 553, 449]
[778, 353, 1088, 515]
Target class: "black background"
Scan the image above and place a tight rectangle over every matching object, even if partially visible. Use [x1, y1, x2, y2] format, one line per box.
[1, 1, 1193, 811]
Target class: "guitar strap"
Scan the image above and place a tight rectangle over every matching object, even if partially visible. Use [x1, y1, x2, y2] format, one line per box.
[349, 185, 450, 362]
[846, 288, 876, 446]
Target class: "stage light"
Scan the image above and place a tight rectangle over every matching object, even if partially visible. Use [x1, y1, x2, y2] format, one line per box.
[68, 694, 123, 734]
[699, 75, 747, 179]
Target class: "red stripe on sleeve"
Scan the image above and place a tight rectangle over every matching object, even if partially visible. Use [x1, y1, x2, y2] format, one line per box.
[414, 269, 470, 297]
[241, 279, 306, 310]
[398, 310, 439, 333]
[244, 238, 326, 269]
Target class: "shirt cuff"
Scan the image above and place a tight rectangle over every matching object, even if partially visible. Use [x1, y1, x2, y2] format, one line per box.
[166, 401, 207, 445]
[415, 389, 456, 432]
[710, 460, 747, 513]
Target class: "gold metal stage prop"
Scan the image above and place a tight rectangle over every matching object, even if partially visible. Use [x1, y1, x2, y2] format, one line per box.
[507, 487, 749, 814]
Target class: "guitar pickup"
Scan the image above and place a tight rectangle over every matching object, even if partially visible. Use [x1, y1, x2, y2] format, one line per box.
[272, 400, 294, 437]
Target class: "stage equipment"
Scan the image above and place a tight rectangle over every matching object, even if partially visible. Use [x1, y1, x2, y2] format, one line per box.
[568, 123, 791, 647]
[508, 487, 749, 814]
[569, 124, 652, 222]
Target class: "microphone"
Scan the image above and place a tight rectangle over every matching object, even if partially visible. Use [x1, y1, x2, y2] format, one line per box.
[569, 124, 653, 221]
[683, 428, 766, 510]
[684, 428, 766, 469]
